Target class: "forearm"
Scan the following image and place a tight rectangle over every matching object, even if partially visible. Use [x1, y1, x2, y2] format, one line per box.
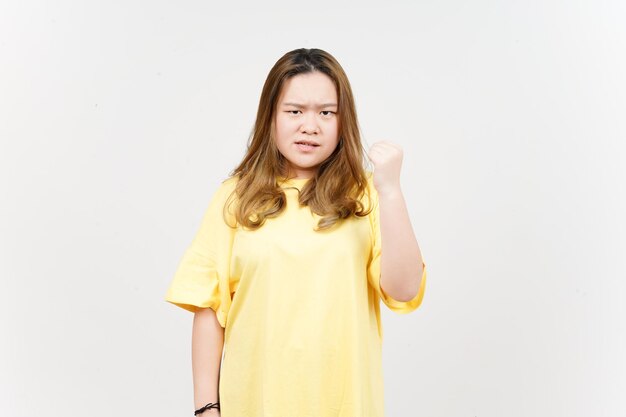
[378, 186, 425, 301]
[192, 307, 225, 414]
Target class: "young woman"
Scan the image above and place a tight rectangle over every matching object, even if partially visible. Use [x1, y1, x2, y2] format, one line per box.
[165, 48, 427, 417]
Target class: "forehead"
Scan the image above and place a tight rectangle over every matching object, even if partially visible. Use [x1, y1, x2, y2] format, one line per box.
[278, 71, 337, 104]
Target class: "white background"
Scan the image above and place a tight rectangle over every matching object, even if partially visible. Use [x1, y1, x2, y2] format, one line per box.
[1, 1, 625, 416]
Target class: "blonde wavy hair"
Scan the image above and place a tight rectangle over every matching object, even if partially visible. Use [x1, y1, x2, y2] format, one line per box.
[224, 48, 374, 231]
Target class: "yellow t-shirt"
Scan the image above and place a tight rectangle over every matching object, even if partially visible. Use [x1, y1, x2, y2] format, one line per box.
[165, 171, 427, 417]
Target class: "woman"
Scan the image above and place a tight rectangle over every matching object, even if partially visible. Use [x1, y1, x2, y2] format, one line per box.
[165, 47, 427, 416]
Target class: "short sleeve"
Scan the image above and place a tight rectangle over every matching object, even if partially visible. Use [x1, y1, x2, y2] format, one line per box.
[164, 177, 237, 328]
[365, 172, 427, 314]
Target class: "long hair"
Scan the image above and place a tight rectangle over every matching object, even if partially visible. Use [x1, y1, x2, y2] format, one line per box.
[225, 48, 373, 231]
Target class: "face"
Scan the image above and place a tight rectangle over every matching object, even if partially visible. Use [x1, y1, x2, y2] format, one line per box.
[274, 71, 339, 179]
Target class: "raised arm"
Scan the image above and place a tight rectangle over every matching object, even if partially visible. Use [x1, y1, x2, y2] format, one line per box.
[367, 141, 426, 302]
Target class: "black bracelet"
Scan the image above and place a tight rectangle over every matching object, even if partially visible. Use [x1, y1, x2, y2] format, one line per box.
[194, 401, 220, 415]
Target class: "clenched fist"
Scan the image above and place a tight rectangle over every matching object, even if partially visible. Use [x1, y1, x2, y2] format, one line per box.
[366, 140, 403, 197]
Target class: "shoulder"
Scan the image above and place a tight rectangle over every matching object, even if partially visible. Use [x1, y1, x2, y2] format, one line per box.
[211, 175, 239, 200]
[365, 170, 375, 189]
[363, 170, 378, 204]
[202, 176, 239, 228]
[202, 176, 239, 215]
[220, 175, 239, 190]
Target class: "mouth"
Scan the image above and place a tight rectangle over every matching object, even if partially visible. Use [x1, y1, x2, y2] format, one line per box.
[294, 140, 320, 147]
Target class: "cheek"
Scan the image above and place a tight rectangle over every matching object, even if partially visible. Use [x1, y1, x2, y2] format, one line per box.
[273, 121, 284, 142]
[275, 117, 295, 139]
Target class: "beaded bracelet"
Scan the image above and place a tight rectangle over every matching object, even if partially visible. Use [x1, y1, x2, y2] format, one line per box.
[194, 401, 220, 415]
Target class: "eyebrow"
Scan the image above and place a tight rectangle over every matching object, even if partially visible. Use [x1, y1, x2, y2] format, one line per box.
[282, 102, 338, 108]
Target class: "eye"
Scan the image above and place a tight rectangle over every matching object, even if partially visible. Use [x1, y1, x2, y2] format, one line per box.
[321, 111, 335, 116]
[287, 110, 301, 115]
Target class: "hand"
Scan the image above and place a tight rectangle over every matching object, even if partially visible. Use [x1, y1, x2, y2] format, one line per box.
[366, 140, 403, 197]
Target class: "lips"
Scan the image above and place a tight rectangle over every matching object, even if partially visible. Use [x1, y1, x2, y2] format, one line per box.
[294, 140, 320, 146]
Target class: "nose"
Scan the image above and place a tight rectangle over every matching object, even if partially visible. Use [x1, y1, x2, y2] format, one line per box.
[300, 112, 319, 135]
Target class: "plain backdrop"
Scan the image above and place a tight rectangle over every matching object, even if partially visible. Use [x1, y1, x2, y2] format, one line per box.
[1, 1, 625, 416]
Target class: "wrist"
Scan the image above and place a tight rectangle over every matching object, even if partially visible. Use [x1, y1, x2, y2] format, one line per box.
[378, 186, 403, 200]
[194, 401, 220, 416]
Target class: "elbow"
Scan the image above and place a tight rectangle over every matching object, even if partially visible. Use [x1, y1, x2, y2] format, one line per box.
[381, 270, 424, 302]
[380, 260, 426, 302]
[401, 264, 426, 301]
[395, 286, 420, 302]
[380, 276, 422, 302]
